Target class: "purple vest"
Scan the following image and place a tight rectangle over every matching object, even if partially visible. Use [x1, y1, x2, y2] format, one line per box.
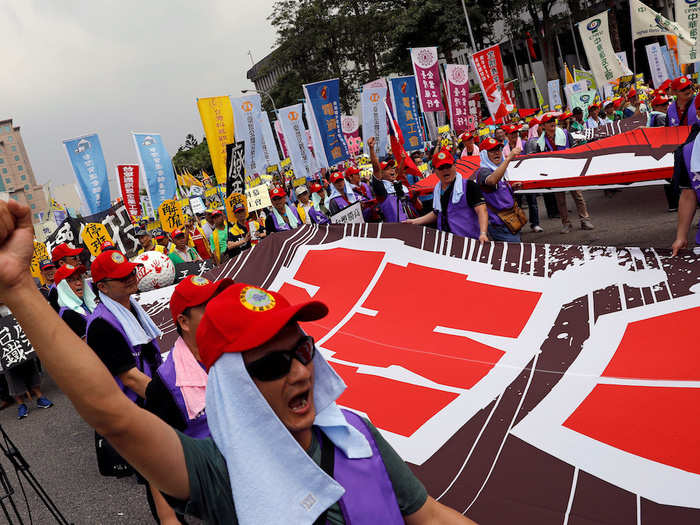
[308, 207, 330, 225]
[668, 97, 698, 127]
[86, 303, 162, 403]
[681, 141, 700, 243]
[324, 410, 403, 524]
[330, 194, 352, 212]
[379, 193, 409, 223]
[271, 205, 302, 231]
[435, 177, 481, 239]
[156, 350, 210, 439]
[477, 171, 514, 226]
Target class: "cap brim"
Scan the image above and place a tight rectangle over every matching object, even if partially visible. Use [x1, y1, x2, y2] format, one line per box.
[110, 261, 141, 279]
[230, 300, 328, 354]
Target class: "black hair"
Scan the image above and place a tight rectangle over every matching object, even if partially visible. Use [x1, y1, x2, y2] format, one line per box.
[174, 280, 235, 336]
[572, 107, 583, 115]
[175, 306, 192, 336]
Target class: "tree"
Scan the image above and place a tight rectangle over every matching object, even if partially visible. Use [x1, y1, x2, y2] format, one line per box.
[172, 135, 213, 176]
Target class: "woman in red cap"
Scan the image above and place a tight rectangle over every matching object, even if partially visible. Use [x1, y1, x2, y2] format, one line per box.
[667, 75, 699, 126]
[265, 186, 302, 234]
[458, 131, 479, 158]
[54, 263, 97, 338]
[586, 103, 604, 128]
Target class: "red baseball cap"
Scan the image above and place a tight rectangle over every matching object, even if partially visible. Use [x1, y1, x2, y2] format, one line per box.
[559, 111, 573, 120]
[651, 94, 670, 106]
[480, 137, 502, 151]
[51, 243, 83, 263]
[211, 209, 224, 217]
[53, 263, 87, 285]
[196, 283, 328, 370]
[502, 124, 518, 134]
[432, 149, 454, 168]
[612, 97, 623, 108]
[100, 241, 117, 252]
[588, 102, 601, 110]
[330, 172, 344, 184]
[171, 228, 185, 238]
[270, 186, 286, 199]
[671, 75, 692, 91]
[170, 275, 234, 324]
[539, 112, 558, 123]
[379, 159, 396, 170]
[90, 250, 140, 283]
[459, 131, 474, 142]
[627, 88, 637, 98]
[343, 166, 360, 177]
[659, 78, 672, 91]
[309, 182, 323, 193]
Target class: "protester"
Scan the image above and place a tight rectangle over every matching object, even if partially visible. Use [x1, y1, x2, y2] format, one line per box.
[667, 76, 699, 126]
[266, 186, 302, 234]
[474, 137, 523, 242]
[493, 126, 506, 143]
[55, 263, 97, 338]
[155, 229, 173, 253]
[136, 229, 165, 255]
[169, 228, 201, 264]
[295, 185, 330, 225]
[208, 209, 234, 264]
[648, 94, 669, 127]
[518, 124, 529, 143]
[227, 203, 257, 256]
[568, 108, 585, 133]
[623, 88, 645, 117]
[367, 136, 416, 222]
[199, 210, 215, 240]
[6, 357, 53, 419]
[586, 102, 604, 128]
[309, 182, 332, 219]
[459, 131, 479, 158]
[38, 259, 56, 299]
[0, 200, 478, 524]
[405, 149, 488, 243]
[672, 132, 700, 255]
[345, 166, 373, 201]
[502, 124, 522, 156]
[51, 243, 83, 267]
[327, 172, 358, 215]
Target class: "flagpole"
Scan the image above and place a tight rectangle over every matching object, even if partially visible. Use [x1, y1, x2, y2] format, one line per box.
[569, 14, 582, 67]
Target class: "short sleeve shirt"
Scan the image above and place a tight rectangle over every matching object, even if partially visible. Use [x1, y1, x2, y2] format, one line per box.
[169, 420, 427, 524]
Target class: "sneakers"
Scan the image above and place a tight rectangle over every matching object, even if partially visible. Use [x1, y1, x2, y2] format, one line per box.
[581, 219, 595, 230]
[531, 225, 544, 233]
[17, 403, 28, 420]
[36, 397, 53, 409]
[560, 223, 573, 234]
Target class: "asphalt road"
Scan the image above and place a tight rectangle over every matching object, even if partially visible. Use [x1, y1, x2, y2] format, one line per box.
[0, 184, 689, 525]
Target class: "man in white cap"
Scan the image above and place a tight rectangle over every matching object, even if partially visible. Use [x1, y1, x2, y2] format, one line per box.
[0, 198, 478, 525]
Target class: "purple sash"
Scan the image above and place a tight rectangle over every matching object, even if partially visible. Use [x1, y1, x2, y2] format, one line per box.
[668, 97, 698, 127]
[271, 205, 302, 231]
[436, 177, 481, 239]
[681, 141, 700, 243]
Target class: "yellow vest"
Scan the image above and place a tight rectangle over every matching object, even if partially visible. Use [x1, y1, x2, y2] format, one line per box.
[137, 244, 166, 256]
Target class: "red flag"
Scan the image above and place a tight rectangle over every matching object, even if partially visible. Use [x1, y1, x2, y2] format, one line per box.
[389, 117, 421, 180]
[526, 32, 537, 60]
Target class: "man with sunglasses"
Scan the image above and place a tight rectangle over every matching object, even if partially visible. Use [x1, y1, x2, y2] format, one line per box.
[0, 198, 479, 524]
[667, 76, 699, 127]
[405, 149, 488, 244]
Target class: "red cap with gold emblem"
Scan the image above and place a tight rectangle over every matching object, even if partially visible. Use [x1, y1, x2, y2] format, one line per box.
[309, 182, 323, 193]
[269, 186, 286, 199]
[480, 137, 502, 151]
[53, 263, 87, 285]
[169, 275, 234, 324]
[651, 94, 670, 106]
[196, 283, 328, 370]
[90, 250, 141, 283]
[329, 172, 344, 184]
[431, 149, 454, 168]
[539, 112, 558, 124]
[671, 76, 692, 91]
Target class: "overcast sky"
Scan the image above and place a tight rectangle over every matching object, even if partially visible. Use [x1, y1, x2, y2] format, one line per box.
[0, 1, 277, 194]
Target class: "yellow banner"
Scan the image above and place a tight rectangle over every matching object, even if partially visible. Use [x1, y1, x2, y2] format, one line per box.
[158, 199, 186, 232]
[280, 158, 291, 167]
[197, 96, 235, 186]
[81, 223, 114, 257]
[293, 177, 307, 188]
[224, 192, 247, 222]
[30, 241, 49, 283]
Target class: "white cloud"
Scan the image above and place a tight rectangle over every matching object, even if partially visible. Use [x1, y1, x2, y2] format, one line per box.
[0, 0, 278, 194]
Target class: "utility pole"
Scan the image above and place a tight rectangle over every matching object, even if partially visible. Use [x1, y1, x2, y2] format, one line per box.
[460, 0, 477, 51]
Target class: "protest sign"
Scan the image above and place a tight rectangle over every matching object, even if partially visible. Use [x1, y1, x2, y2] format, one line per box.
[0, 316, 35, 371]
[81, 223, 114, 256]
[471, 45, 514, 122]
[547, 79, 562, 110]
[330, 201, 364, 224]
[578, 12, 627, 89]
[410, 47, 445, 112]
[231, 94, 265, 175]
[30, 241, 49, 283]
[361, 83, 388, 157]
[278, 104, 317, 179]
[388, 76, 424, 150]
[197, 96, 235, 185]
[224, 192, 247, 223]
[258, 110, 281, 169]
[445, 64, 471, 133]
[117, 164, 141, 220]
[189, 196, 206, 215]
[675, 0, 698, 64]
[303, 79, 351, 166]
[225, 141, 246, 198]
[132, 132, 177, 210]
[246, 185, 272, 212]
[646, 43, 670, 88]
[172, 259, 215, 284]
[574, 68, 597, 91]
[62, 133, 111, 215]
[158, 199, 186, 233]
[273, 119, 289, 158]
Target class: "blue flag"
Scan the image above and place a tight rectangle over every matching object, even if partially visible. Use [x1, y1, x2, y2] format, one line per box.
[303, 79, 350, 166]
[388, 76, 424, 152]
[62, 134, 111, 215]
[131, 132, 177, 210]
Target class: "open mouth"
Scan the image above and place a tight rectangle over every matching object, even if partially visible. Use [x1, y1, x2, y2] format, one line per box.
[288, 389, 310, 414]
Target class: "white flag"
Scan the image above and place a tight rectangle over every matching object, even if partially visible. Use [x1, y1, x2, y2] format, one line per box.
[645, 43, 671, 88]
[630, 0, 695, 46]
[578, 12, 628, 89]
[675, 0, 699, 64]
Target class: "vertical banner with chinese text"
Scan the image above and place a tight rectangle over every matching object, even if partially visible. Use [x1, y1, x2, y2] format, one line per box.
[388, 76, 424, 150]
[577, 12, 627, 92]
[279, 104, 316, 180]
[361, 83, 388, 157]
[131, 132, 177, 212]
[273, 120, 289, 159]
[675, 0, 698, 64]
[547, 79, 563, 110]
[410, 47, 445, 112]
[646, 43, 671, 88]
[471, 45, 513, 122]
[116, 164, 141, 220]
[257, 111, 281, 169]
[303, 78, 350, 166]
[197, 96, 235, 185]
[444, 64, 471, 134]
[62, 133, 111, 215]
[231, 94, 265, 176]
[341, 115, 361, 156]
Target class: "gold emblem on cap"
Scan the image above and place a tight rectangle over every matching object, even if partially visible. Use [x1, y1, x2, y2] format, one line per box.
[190, 275, 210, 286]
[438, 153, 445, 159]
[65, 264, 74, 270]
[111, 252, 125, 264]
[240, 286, 276, 312]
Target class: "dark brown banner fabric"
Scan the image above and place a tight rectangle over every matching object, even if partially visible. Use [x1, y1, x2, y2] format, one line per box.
[137, 224, 700, 524]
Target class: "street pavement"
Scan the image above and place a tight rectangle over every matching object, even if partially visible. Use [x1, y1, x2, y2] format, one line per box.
[0, 184, 688, 524]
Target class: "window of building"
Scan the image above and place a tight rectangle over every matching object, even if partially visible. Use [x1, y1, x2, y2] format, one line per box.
[11, 146, 16, 152]
[18, 166, 23, 172]
[24, 184, 29, 190]
[14, 155, 19, 161]
[4, 178, 9, 184]
[30, 204, 35, 210]
[2, 169, 7, 174]
[21, 175, 26, 180]
[7, 136, 13, 142]
[27, 194, 32, 200]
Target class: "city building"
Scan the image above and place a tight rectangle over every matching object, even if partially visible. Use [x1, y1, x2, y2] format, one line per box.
[246, 48, 291, 93]
[0, 119, 48, 223]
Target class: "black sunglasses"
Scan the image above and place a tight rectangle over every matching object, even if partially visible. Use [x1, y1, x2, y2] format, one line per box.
[245, 335, 315, 382]
[437, 163, 453, 170]
[102, 269, 137, 284]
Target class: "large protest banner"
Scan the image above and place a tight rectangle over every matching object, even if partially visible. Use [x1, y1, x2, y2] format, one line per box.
[278, 104, 316, 180]
[410, 47, 445, 112]
[388, 76, 424, 150]
[645, 43, 671, 88]
[303, 78, 350, 166]
[231, 94, 265, 176]
[138, 224, 700, 524]
[361, 82, 388, 157]
[131, 132, 177, 211]
[341, 115, 361, 156]
[197, 96, 235, 185]
[62, 133, 111, 215]
[116, 164, 141, 220]
[471, 45, 513, 122]
[578, 12, 628, 91]
[225, 141, 246, 197]
[444, 64, 472, 134]
[257, 110, 281, 169]
[675, 0, 699, 64]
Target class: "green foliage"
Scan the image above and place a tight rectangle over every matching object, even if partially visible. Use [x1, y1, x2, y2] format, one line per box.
[172, 134, 213, 175]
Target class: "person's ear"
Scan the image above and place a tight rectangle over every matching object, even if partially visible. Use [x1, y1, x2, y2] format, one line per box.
[96, 281, 107, 294]
[177, 313, 190, 335]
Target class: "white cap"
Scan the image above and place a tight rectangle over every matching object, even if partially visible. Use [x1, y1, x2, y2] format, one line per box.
[294, 185, 308, 196]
